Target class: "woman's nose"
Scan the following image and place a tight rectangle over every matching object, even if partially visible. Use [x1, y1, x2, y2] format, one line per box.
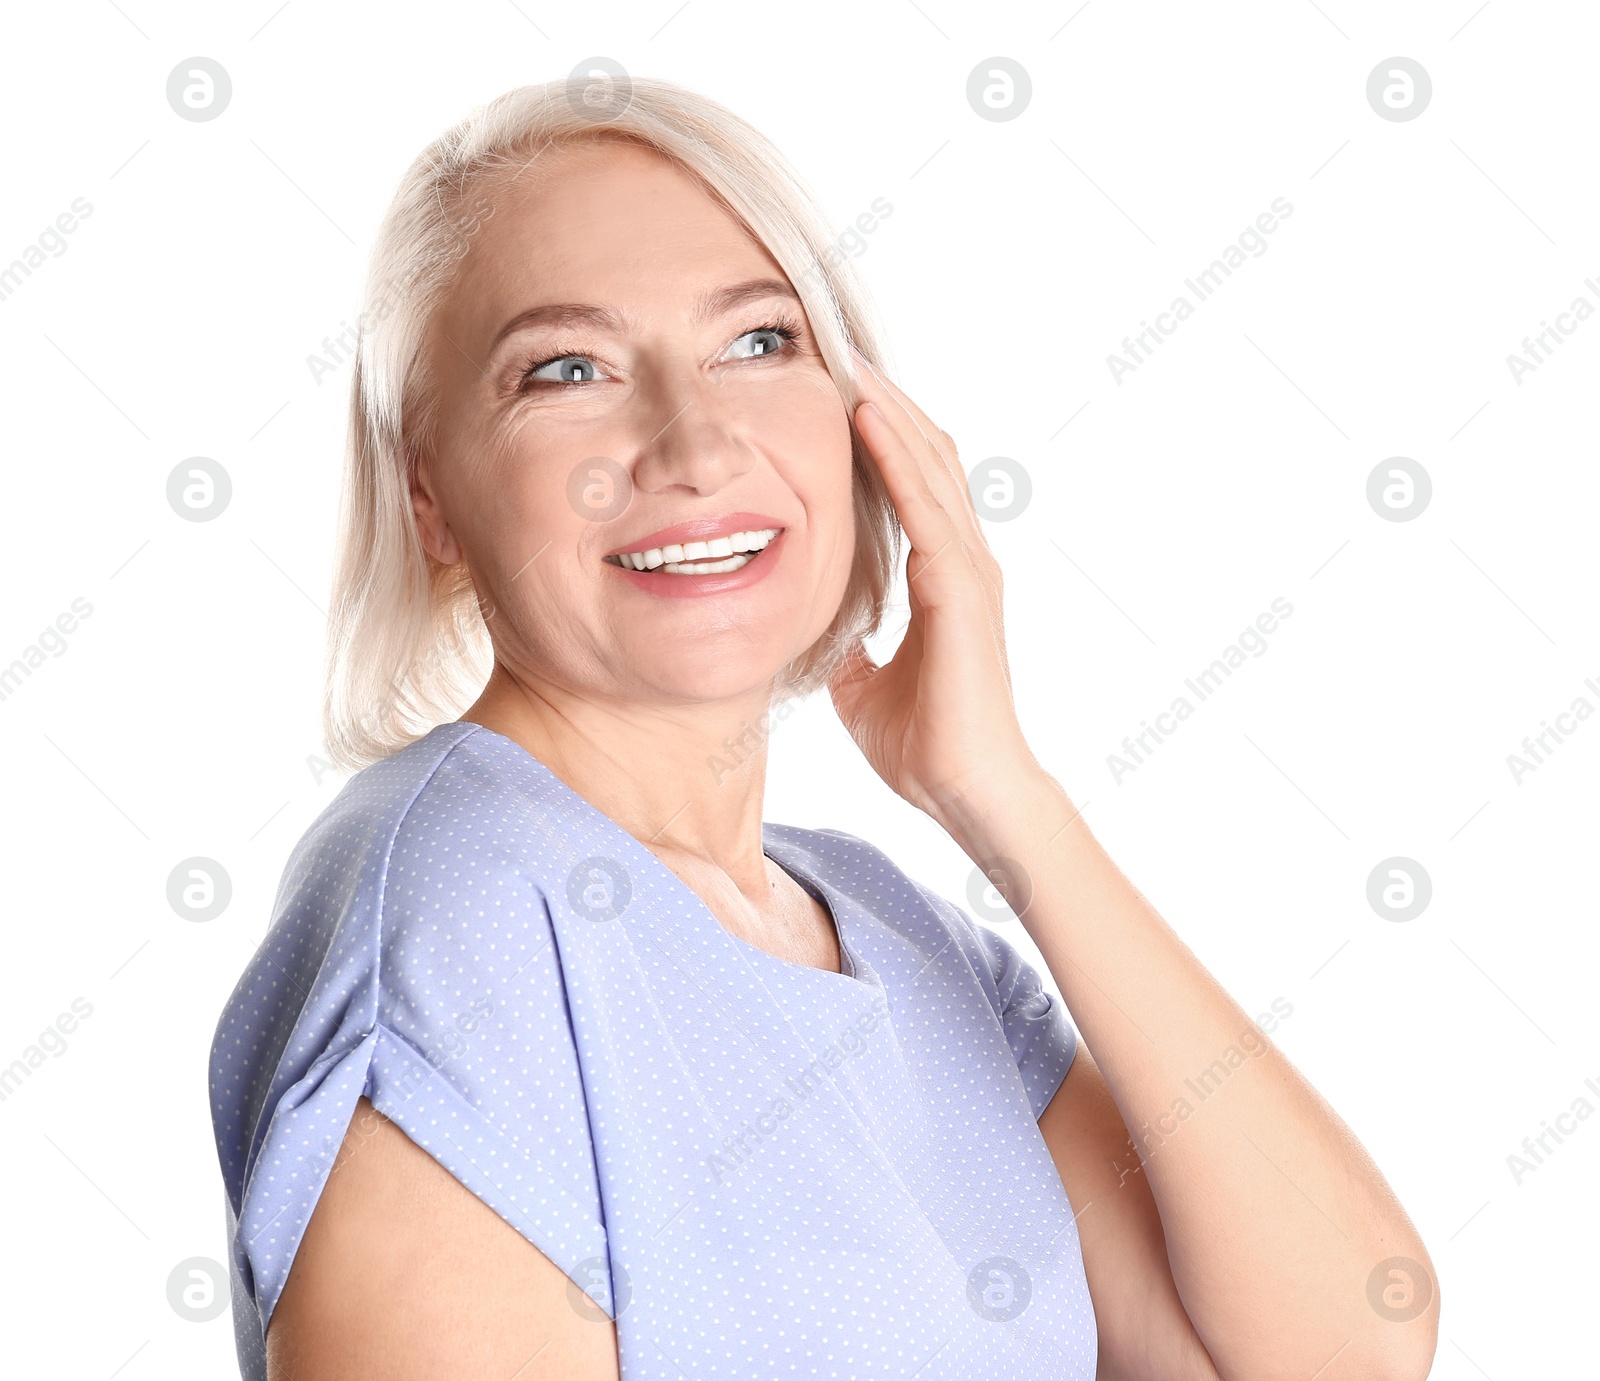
[627, 372, 754, 497]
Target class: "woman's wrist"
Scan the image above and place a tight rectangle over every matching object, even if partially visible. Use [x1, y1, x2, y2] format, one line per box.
[926, 755, 1079, 866]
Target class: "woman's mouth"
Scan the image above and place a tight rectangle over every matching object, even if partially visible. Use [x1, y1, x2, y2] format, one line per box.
[603, 526, 781, 576]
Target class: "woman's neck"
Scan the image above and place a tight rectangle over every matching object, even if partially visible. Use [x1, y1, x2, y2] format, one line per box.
[459, 661, 777, 887]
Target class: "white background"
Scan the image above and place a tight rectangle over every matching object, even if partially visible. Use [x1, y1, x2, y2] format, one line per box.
[1, 1, 1595, 1375]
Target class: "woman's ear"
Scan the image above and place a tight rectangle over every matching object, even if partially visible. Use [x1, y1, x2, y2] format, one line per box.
[410, 449, 464, 566]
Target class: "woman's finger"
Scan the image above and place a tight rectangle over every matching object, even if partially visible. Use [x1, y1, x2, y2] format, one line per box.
[852, 350, 961, 493]
[850, 354, 1006, 632]
[854, 400, 959, 565]
[850, 348, 986, 542]
[855, 400, 994, 622]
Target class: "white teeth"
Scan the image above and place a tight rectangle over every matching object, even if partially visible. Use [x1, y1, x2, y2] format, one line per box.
[608, 527, 781, 574]
[661, 553, 752, 575]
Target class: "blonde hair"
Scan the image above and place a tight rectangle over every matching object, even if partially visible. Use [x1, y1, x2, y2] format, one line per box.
[323, 74, 901, 771]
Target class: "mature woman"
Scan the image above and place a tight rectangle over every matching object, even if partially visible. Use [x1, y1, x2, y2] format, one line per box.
[209, 76, 1438, 1381]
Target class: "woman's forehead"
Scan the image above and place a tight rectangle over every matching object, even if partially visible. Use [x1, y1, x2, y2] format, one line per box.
[485, 138, 741, 244]
[452, 164, 783, 332]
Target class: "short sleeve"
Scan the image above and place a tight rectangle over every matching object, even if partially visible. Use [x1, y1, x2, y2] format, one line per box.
[913, 882, 1080, 1119]
[209, 761, 611, 1371]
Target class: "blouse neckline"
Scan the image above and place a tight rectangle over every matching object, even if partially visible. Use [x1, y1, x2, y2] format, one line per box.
[449, 720, 881, 991]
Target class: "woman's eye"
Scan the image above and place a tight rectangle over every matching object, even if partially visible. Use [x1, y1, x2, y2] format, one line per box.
[525, 355, 609, 386]
[521, 324, 795, 391]
[726, 326, 791, 360]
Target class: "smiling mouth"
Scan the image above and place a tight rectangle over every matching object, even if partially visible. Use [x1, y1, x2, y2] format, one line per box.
[603, 526, 782, 576]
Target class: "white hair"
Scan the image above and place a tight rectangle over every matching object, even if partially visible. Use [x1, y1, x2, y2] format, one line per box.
[323, 74, 900, 771]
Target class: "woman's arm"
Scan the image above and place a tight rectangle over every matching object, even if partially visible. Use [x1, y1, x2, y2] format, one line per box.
[267, 1097, 620, 1380]
[828, 351, 1438, 1381]
[962, 773, 1437, 1381]
[1038, 1046, 1224, 1381]
[1004, 787, 1446, 1381]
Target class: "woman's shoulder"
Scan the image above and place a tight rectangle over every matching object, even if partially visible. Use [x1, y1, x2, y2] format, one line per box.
[762, 821, 898, 880]
[762, 822, 970, 937]
[290, 721, 556, 881]
[271, 722, 588, 930]
[208, 722, 612, 1359]
[209, 724, 571, 1096]
[763, 821, 1020, 969]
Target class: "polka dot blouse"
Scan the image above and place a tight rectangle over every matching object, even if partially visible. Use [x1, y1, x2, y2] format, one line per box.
[208, 720, 1098, 1378]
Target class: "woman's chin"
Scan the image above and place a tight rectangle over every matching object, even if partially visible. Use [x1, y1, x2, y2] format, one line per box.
[642, 663, 786, 706]
[608, 643, 798, 707]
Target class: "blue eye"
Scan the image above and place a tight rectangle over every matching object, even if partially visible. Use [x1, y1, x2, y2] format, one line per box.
[727, 324, 797, 359]
[516, 317, 801, 393]
[523, 355, 610, 387]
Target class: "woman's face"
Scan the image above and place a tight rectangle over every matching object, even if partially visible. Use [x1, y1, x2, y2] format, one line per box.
[415, 138, 858, 709]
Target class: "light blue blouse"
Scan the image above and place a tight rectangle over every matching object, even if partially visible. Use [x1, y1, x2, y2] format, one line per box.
[209, 720, 1097, 1378]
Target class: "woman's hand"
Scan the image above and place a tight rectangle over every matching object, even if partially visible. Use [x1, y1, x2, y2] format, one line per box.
[830, 354, 1440, 1381]
[827, 347, 1042, 827]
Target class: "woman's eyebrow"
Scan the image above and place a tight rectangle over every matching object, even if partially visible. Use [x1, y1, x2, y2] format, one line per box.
[487, 277, 799, 356]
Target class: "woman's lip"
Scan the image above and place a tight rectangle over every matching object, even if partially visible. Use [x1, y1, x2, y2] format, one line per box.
[604, 512, 787, 558]
[605, 528, 788, 599]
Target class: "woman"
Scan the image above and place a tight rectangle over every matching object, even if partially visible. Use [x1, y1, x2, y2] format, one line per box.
[210, 76, 1438, 1380]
